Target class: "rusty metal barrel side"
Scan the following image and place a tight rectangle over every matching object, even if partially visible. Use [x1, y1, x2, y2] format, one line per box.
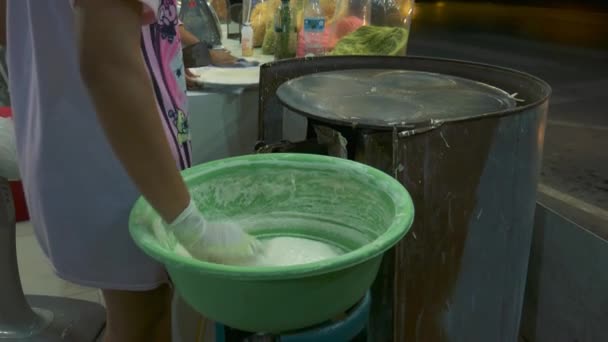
[410, 110, 547, 342]
[356, 105, 547, 341]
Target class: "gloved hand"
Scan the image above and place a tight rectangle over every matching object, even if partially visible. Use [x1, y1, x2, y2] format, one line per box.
[167, 199, 261, 262]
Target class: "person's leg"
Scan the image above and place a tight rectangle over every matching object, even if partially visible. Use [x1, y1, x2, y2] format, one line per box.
[102, 284, 172, 342]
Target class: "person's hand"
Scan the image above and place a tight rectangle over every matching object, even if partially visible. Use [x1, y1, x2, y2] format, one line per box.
[185, 68, 199, 90]
[167, 199, 261, 262]
[210, 49, 237, 65]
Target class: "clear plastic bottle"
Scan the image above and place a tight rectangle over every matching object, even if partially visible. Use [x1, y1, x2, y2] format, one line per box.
[302, 0, 326, 57]
[241, 23, 254, 57]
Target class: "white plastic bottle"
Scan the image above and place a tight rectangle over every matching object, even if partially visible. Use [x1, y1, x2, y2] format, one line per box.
[302, 0, 325, 57]
[241, 23, 254, 57]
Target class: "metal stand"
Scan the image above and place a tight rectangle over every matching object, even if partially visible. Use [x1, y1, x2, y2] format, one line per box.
[0, 177, 106, 341]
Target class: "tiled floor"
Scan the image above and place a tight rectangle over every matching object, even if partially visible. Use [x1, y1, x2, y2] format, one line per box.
[15, 221, 104, 306]
[14, 221, 211, 342]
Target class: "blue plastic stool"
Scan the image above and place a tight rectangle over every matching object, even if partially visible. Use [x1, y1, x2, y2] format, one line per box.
[216, 291, 371, 342]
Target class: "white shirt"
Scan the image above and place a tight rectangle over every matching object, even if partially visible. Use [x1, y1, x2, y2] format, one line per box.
[7, 0, 172, 290]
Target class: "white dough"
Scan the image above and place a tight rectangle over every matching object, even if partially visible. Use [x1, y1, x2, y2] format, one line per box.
[171, 236, 343, 267]
[236, 237, 344, 267]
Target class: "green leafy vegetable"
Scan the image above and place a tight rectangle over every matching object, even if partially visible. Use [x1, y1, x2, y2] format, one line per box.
[331, 25, 409, 56]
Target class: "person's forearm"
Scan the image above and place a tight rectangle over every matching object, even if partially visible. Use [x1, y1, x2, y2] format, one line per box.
[77, 0, 189, 222]
[179, 24, 200, 47]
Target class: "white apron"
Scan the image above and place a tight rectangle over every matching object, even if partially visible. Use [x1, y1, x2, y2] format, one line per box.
[7, 0, 191, 290]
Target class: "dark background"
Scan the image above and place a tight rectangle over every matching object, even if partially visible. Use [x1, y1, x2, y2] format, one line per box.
[408, 0, 608, 233]
[416, 0, 608, 11]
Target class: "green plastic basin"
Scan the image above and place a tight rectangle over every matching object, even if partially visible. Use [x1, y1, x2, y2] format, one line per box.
[129, 153, 414, 333]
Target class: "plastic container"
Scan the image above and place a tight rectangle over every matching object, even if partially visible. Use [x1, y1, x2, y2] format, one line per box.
[129, 153, 414, 333]
[301, 0, 326, 56]
[326, 0, 371, 51]
[241, 23, 255, 56]
[241, 0, 255, 56]
[274, 0, 298, 59]
[250, 0, 274, 48]
[322, 0, 413, 56]
[370, 0, 415, 55]
[295, 0, 335, 57]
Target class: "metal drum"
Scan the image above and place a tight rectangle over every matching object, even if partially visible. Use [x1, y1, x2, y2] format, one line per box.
[256, 56, 551, 342]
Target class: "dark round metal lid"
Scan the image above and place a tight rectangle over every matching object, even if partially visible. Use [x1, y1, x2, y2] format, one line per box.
[276, 69, 517, 129]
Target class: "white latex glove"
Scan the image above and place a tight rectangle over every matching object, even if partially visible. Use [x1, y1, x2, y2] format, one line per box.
[168, 200, 261, 263]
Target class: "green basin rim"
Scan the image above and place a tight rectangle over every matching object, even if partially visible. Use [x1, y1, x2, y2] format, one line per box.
[128, 153, 415, 281]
